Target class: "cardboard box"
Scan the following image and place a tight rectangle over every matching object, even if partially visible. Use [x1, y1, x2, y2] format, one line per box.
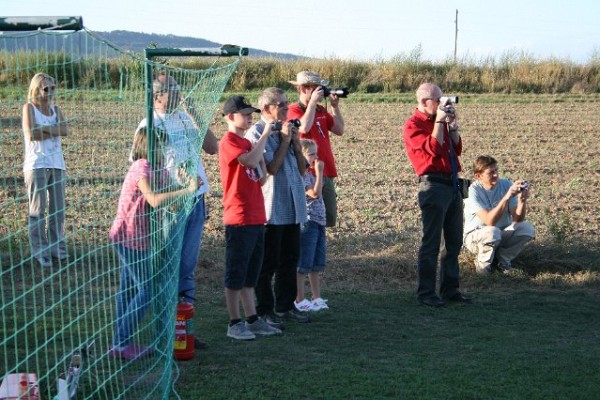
[0, 373, 40, 400]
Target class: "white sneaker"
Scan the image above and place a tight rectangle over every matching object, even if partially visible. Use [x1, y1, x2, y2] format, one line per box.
[294, 299, 316, 312]
[312, 297, 329, 311]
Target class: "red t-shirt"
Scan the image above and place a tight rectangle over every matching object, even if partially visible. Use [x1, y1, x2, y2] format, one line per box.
[287, 102, 337, 177]
[218, 132, 266, 225]
[403, 108, 462, 176]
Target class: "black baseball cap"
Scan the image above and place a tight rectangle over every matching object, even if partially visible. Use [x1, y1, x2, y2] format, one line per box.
[222, 95, 260, 116]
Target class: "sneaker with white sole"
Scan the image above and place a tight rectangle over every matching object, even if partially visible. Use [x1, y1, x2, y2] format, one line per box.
[312, 297, 329, 311]
[52, 250, 68, 261]
[227, 322, 256, 340]
[497, 262, 514, 274]
[246, 317, 282, 336]
[35, 256, 52, 268]
[259, 312, 285, 330]
[294, 299, 316, 312]
[276, 309, 310, 323]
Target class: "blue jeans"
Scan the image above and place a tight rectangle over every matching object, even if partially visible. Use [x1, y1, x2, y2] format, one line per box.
[416, 180, 463, 299]
[163, 195, 206, 302]
[113, 243, 152, 347]
[298, 221, 327, 274]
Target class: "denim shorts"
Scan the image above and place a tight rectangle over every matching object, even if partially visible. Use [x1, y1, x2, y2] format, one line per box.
[224, 225, 265, 290]
[298, 220, 326, 274]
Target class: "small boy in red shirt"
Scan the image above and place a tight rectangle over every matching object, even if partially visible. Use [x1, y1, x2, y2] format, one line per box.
[219, 95, 282, 340]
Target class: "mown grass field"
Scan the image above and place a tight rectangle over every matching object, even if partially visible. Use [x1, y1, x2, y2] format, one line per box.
[175, 95, 600, 399]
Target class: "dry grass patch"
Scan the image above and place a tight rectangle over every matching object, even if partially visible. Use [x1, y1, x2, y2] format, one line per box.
[202, 97, 600, 296]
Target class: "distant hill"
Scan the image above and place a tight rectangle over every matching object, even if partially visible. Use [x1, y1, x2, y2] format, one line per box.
[94, 30, 300, 59]
[0, 29, 300, 59]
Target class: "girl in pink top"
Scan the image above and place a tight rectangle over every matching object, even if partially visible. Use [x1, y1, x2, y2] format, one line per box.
[108, 127, 197, 360]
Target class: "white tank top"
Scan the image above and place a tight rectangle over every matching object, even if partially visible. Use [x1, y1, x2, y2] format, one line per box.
[23, 103, 66, 172]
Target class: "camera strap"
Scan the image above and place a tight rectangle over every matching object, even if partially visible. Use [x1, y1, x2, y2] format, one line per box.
[445, 122, 460, 193]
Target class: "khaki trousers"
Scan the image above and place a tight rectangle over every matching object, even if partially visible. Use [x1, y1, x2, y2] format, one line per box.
[464, 222, 535, 271]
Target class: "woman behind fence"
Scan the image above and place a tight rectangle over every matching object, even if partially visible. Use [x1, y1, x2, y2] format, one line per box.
[22, 72, 70, 268]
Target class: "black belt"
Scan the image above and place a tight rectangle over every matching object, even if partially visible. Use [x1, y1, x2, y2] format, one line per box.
[418, 174, 454, 185]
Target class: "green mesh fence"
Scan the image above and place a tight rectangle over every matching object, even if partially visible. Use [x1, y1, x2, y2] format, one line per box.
[0, 24, 241, 399]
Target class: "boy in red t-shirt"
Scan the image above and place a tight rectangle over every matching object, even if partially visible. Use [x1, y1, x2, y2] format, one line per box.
[218, 95, 282, 340]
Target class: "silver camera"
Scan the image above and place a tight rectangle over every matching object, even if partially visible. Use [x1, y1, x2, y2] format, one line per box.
[439, 96, 458, 106]
[519, 181, 531, 191]
[438, 96, 458, 117]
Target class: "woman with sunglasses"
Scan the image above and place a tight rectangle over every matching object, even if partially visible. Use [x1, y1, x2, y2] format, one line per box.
[22, 72, 70, 268]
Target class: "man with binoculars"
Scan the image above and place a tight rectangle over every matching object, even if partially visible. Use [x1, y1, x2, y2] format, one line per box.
[288, 71, 346, 228]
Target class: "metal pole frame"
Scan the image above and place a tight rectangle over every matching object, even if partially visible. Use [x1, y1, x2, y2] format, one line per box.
[0, 16, 83, 31]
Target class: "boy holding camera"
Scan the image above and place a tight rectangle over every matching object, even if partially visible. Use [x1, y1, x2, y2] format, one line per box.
[219, 95, 282, 340]
[463, 155, 536, 274]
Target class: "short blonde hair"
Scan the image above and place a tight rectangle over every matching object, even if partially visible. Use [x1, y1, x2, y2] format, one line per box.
[300, 138, 317, 153]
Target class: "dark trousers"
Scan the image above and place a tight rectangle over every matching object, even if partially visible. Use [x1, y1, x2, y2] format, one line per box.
[416, 180, 463, 299]
[255, 224, 301, 315]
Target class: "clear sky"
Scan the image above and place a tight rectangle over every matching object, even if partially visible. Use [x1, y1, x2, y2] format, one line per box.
[2, 0, 599, 63]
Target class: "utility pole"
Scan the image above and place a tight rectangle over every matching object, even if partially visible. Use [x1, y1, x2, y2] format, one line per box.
[454, 9, 459, 63]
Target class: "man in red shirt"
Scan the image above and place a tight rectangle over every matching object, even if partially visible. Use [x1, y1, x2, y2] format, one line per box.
[287, 71, 345, 227]
[403, 83, 471, 307]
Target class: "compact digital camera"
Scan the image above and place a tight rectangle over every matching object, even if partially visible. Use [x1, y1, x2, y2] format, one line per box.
[519, 181, 531, 191]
